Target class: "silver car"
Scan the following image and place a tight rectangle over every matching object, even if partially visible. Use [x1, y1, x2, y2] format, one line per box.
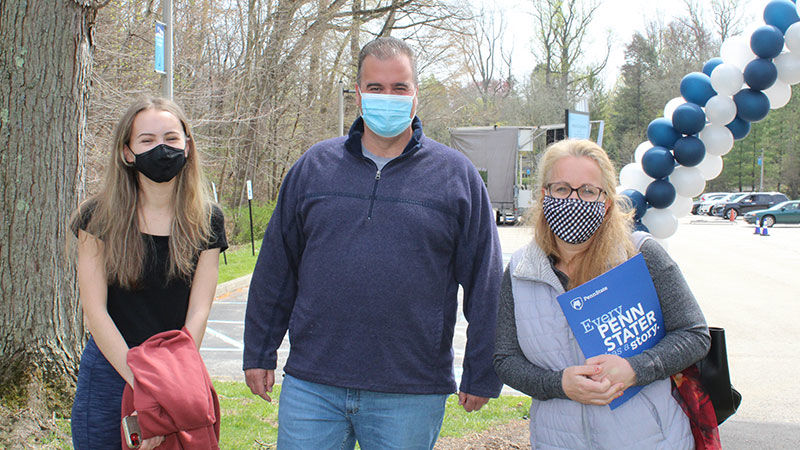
[697, 193, 733, 216]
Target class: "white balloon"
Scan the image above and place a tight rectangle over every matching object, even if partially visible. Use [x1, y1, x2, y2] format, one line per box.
[699, 124, 734, 156]
[764, 79, 792, 108]
[710, 63, 744, 96]
[669, 166, 706, 198]
[696, 154, 724, 180]
[663, 97, 685, 122]
[786, 23, 800, 52]
[775, 51, 800, 85]
[642, 208, 679, 239]
[704, 95, 737, 125]
[619, 163, 654, 193]
[634, 141, 652, 163]
[720, 35, 757, 71]
[667, 195, 693, 218]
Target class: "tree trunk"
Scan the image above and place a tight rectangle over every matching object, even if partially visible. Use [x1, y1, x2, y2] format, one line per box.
[0, 0, 99, 411]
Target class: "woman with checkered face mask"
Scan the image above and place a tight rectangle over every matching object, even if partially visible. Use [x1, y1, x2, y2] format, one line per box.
[493, 139, 710, 449]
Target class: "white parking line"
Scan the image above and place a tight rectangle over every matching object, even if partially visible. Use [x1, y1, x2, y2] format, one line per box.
[205, 327, 244, 350]
[201, 346, 291, 354]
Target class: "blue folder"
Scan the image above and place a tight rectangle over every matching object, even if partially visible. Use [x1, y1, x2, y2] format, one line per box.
[556, 253, 665, 409]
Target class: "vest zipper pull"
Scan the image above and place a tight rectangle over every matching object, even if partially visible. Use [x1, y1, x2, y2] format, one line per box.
[375, 170, 381, 181]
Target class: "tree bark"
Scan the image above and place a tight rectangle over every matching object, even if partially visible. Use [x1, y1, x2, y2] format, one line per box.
[0, 0, 99, 409]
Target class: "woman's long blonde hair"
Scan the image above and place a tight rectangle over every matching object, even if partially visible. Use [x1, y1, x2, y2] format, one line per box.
[529, 139, 635, 288]
[71, 97, 212, 289]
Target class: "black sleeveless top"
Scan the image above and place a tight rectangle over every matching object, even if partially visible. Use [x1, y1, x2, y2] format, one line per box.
[76, 201, 228, 347]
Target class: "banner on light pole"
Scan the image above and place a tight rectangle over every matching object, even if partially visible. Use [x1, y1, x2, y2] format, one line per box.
[155, 22, 166, 74]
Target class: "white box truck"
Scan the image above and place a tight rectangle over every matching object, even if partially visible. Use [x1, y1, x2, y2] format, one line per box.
[451, 117, 603, 225]
[450, 126, 546, 225]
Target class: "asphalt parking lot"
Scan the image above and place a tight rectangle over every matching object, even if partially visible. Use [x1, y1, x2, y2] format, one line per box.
[202, 216, 800, 447]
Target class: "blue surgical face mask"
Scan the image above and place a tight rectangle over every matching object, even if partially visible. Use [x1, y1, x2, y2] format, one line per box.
[359, 92, 415, 138]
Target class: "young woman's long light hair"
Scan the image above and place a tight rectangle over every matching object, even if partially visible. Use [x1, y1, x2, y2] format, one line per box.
[71, 97, 212, 289]
[529, 139, 635, 288]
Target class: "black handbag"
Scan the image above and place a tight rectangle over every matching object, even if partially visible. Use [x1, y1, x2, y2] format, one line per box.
[697, 326, 742, 425]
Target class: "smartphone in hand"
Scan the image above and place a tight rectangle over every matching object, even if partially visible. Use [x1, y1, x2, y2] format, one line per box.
[122, 414, 141, 449]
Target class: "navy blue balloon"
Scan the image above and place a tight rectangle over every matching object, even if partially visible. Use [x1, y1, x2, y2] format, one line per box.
[702, 58, 724, 77]
[726, 116, 752, 140]
[764, 0, 800, 34]
[633, 220, 650, 232]
[645, 179, 677, 209]
[672, 103, 706, 135]
[733, 89, 771, 122]
[744, 58, 778, 91]
[621, 189, 647, 220]
[751, 25, 785, 59]
[647, 118, 681, 149]
[673, 136, 706, 167]
[642, 147, 676, 179]
[680, 72, 716, 107]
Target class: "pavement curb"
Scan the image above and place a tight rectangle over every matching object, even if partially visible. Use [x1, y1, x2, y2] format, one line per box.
[214, 273, 252, 300]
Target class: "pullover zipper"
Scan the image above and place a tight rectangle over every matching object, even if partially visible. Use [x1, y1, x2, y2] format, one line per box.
[368, 169, 381, 219]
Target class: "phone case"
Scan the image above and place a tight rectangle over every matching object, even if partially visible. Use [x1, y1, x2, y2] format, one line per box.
[122, 415, 141, 449]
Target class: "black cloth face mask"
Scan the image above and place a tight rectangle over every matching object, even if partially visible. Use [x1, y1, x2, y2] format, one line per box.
[133, 143, 187, 183]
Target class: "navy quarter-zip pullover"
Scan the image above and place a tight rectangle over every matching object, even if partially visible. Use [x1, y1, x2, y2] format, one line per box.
[244, 117, 503, 397]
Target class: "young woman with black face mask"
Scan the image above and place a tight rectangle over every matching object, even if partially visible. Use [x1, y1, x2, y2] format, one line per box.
[493, 139, 711, 449]
[69, 98, 227, 449]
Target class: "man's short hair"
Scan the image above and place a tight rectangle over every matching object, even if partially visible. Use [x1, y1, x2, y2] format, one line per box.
[356, 37, 418, 87]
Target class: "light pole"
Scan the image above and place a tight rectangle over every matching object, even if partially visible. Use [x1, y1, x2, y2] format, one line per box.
[338, 80, 355, 136]
[162, 0, 173, 99]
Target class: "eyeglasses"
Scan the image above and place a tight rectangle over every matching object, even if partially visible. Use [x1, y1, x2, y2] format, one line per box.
[546, 182, 605, 202]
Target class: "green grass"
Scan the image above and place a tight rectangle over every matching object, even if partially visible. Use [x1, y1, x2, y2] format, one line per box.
[41, 382, 528, 448]
[48, 418, 72, 449]
[439, 394, 530, 437]
[216, 381, 280, 449]
[218, 240, 261, 284]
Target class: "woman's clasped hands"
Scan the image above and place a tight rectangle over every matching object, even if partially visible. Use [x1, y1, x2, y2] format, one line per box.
[562, 354, 637, 406]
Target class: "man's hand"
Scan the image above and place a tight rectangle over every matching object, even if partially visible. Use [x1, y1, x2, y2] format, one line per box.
[458, 392, 490, 412]
[245, 368, 275, 402]
[562, 364, 624, 406]
[585, 354, 636, 390]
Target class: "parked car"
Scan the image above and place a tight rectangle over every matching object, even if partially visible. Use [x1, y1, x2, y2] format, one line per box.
[743, 200, 800, 227]
[695, 193, 730, 215]
[711, 192, 790, 219]
[708, 193, 747, 216]
[692, 192, 728, 215]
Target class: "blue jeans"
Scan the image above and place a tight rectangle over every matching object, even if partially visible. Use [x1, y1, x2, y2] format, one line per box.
[277, 374, 448, 450]
[71, 337, 126, 450]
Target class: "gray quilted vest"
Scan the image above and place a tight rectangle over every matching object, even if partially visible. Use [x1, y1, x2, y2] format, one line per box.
[509, 232, 693, 449]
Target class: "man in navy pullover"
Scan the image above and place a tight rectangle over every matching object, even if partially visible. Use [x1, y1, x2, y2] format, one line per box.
[244, 37, 503, 449]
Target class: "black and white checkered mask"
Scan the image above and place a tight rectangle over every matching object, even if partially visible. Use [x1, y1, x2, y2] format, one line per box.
[542, 196, 606, 244]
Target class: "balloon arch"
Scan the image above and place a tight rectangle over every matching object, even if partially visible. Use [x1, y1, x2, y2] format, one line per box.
[618, 0, 800, 239]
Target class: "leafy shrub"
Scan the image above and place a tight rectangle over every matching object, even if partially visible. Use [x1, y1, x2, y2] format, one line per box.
[222, 200, 276, 246]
